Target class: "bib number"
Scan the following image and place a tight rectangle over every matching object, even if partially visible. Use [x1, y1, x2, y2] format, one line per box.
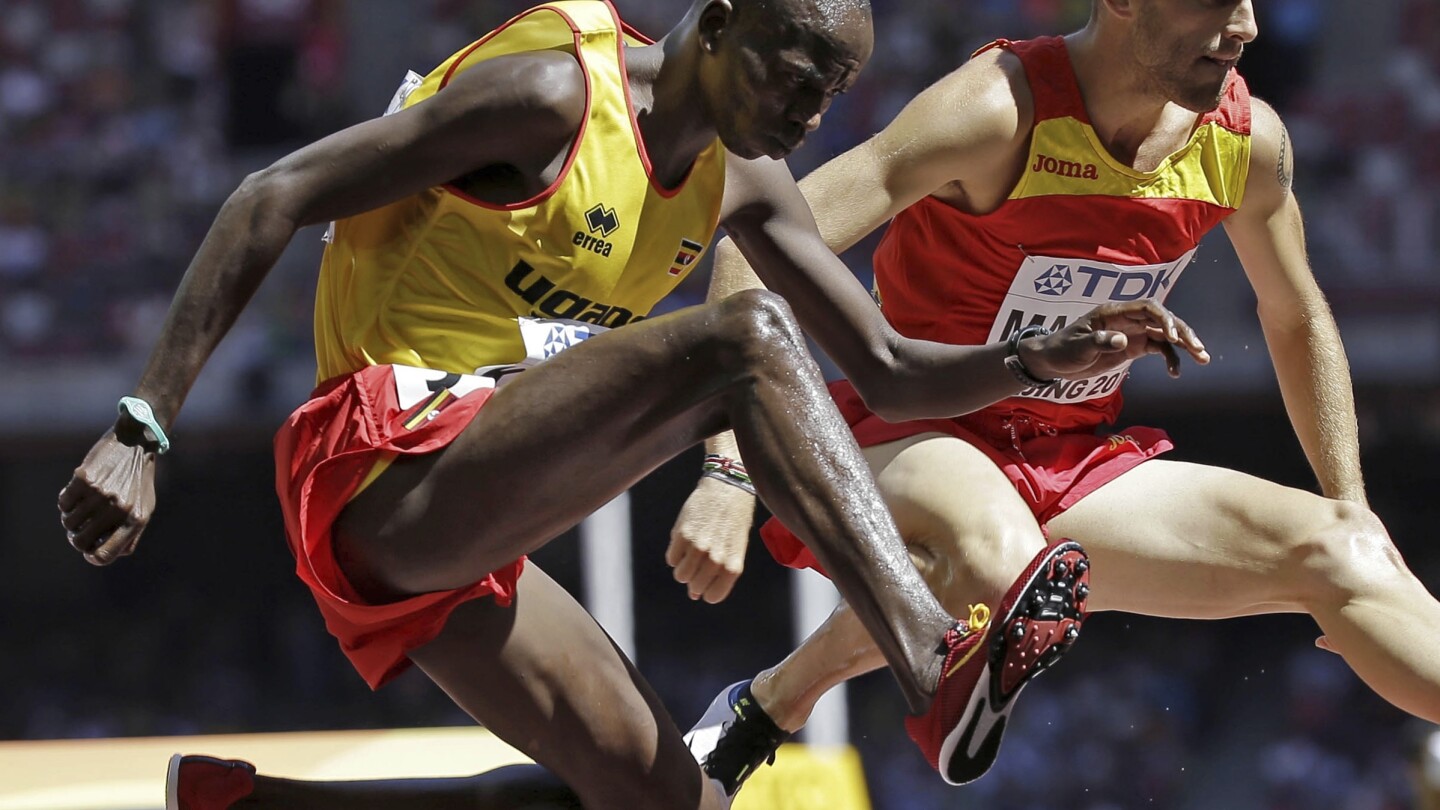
[987, 249, 1195, 404]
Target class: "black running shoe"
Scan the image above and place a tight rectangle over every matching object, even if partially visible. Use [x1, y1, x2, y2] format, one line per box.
[683, 681, 791, 798]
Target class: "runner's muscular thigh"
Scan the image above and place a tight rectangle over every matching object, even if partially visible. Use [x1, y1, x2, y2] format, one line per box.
[409, 566, 709, 808]
[1047, 459, 1350, 618]
[864, 433, 1045, 600]
[333, 298, 772, 599]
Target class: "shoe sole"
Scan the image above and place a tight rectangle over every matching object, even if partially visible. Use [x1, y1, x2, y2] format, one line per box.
[164, 753, 183, 810]
[936, 541, 1089, 785]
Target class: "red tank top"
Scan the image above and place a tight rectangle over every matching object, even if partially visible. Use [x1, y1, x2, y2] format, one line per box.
[871, 36, 1252, 431]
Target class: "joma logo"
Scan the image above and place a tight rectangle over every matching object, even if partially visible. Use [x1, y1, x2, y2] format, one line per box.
[1031, 153, 1099, 180]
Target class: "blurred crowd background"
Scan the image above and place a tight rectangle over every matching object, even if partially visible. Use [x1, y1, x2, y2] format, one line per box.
[2, 0, 1439, 808]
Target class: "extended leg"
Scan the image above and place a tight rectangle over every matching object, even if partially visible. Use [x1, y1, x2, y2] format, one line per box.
[688, 434, 1083, 789]
[406, 565, 720, 809]
[1049, 459, 1440, 722]
[748, 434, 1047, 731]
[180, 566, 709, 809]
[336, 291, 952, 711]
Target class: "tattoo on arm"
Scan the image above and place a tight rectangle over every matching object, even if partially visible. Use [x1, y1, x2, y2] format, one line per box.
[1277, 125, 1293, 194]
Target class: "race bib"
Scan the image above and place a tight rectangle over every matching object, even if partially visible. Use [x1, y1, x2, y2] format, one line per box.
[391, 365, 497, 410]
[467, 317, 611, 380]
[987, 249, 1196, 404]
[516, 317, 608, 363]
[385, 70, 425, 116]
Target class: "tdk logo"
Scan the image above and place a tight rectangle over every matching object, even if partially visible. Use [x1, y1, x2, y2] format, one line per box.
[1034, 265, 1072, 296]
[575, 203, 619, 257]
[536, 322, 594, 359]
[1035, 263, 1178, 301]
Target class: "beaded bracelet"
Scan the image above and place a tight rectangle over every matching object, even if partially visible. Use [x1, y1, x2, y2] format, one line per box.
[702, 454, 757, 496]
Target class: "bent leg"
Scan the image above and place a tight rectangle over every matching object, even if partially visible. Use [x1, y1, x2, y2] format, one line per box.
[1049, 459, 1440, 721]
[336, 291, 950, 709]
[752, 434, 1048, 731]
[409, 564, 719, 810]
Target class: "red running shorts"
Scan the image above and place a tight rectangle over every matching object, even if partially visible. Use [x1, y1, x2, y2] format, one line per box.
[273, 363, 523, 689]
[760, 379, 1173, 577]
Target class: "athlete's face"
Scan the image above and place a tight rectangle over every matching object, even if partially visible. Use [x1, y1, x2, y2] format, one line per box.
[704, 4, 871, 160]
[1129, 0, 1257, 112]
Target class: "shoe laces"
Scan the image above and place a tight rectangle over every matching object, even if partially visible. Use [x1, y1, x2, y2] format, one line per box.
[962, 603, 992, 636]
[701, 703, 789, 793]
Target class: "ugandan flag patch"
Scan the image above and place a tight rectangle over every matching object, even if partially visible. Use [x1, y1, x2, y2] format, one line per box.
[669, 238, 705, 276]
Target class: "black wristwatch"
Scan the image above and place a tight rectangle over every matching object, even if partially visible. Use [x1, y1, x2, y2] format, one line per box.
[1004, 324, 1061, 388]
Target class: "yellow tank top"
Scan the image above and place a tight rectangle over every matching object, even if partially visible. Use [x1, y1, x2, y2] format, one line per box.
[313, 0, 726, 382]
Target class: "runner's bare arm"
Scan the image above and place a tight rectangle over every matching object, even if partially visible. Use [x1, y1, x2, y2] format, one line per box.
[666, 75, 1015, 599]
[1223, 98, 1366, 505]
[57, 52, 588, 564]
[802, 47, 1032, 254]
[128, 52, 586, 427]
[706, 47, 1031, 297]
[717, 154, 1204, 422]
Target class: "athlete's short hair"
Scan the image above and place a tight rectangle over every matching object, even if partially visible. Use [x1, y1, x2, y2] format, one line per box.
[730, 0, 872, 39]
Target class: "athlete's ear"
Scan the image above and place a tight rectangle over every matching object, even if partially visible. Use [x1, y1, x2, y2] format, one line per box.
[1099, 0, 1138, 21]
[697, 0, 736, 54]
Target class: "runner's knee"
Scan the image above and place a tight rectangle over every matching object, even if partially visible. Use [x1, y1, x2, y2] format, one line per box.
[712, 288, 806, 368]
[1289, 501, 1408, 606]
[565, 733, 704, 810]
[878, 436, 1044, 606]
[546, 666, 706, 809]
[906, 519, 1041, 609]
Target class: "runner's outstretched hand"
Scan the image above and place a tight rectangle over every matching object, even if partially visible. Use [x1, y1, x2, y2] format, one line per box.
[57, 431, 155, 566]
[666, 475, 756, 604]
[1024, 298, 1209, 381]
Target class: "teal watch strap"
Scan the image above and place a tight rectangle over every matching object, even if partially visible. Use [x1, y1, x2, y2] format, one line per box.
[117, 396, 171, 455]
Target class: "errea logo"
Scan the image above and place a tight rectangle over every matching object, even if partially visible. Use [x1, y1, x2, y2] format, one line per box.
[1033, 265, 1073, 296]
[585, 204, 619, 236]
[575, 203, 619, 257]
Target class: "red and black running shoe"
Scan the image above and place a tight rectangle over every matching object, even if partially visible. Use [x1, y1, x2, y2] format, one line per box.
[904, 540, 1090, 785]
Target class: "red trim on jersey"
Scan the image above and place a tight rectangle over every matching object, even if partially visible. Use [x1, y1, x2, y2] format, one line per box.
[436, 6, 591, 212]
[609, 3, 698, 198]
[1202, 72, 1252, 134]
[1002, 37, 1091, 124]
[438, 33, 493, 89]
